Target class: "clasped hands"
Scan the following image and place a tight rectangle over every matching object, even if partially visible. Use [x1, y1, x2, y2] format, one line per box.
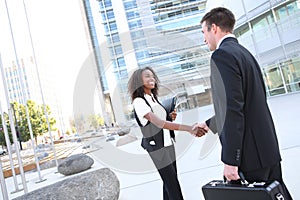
[169, 109, 208, 137]
[191, 122, 209, 137]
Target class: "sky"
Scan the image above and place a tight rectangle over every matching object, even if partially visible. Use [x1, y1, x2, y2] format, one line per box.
[0, 0, 91, 120]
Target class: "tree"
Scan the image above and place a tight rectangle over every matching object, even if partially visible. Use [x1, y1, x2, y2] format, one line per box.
[11, 100, 57, 143]
[87, 114, 104, 130]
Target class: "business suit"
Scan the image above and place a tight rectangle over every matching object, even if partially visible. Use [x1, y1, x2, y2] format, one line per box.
[206, 37, 292, 199]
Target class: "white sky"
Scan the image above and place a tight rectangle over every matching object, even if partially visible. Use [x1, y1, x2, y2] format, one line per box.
[0, 0, 90, 119]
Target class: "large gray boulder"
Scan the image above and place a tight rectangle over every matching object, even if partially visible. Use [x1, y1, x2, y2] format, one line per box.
[13, 168, 120, 200]
[58, 153, 94, 175]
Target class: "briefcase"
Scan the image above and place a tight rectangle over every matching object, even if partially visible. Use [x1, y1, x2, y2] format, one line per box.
[202, 180, 285, 200]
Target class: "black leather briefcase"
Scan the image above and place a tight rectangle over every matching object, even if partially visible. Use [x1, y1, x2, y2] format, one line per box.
[202, 180, 285, 200]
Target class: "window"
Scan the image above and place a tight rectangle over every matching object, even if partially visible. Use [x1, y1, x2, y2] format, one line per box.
[124, 1, 137, 10]
[276, 6, 288, 20]
[98, 1, 104, 10]
[275, 1, 300, 20]
[111, 34, 120, 43]
[117, 57, 126, 67]
[131, 30, 144, 40]
[133, 40, 147, 50]
[107, 36, 112, 45]
[109, 22, 117, 31]
[114, 45, 123, 56]
[118, 69, 128, 79]
[106, 10, 115, 20]
[135, 50, 149, 60]
[126, 11, 140, 20]
[104, 24, 109, 33]
[104, 0, 112, 7]
[109, 47, 115, 57]
[251, 14, 274, 42]
[101, 12, 107, 21]
[128, 20, 142, 29]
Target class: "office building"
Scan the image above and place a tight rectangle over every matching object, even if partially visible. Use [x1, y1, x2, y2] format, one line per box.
[81, 0, 300, 125]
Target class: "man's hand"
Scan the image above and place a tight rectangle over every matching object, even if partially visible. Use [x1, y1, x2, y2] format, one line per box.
[192, 122, 209, 137]
[224, 164, 240, 181]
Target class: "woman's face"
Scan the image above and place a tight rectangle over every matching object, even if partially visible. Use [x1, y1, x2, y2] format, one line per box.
[142, 69, 156, 91]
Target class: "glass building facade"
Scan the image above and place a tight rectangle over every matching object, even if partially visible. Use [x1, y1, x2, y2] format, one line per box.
[81, 0, 300, 125]
[233, 0, 300, 96]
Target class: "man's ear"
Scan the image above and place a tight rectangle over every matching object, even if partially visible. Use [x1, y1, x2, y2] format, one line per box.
[211, 24, 217, 34]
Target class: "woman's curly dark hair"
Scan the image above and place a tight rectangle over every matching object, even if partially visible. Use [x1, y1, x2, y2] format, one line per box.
[128, 67, 160, 102]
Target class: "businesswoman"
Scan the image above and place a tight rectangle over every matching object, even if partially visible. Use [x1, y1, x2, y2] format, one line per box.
[128, 67, 206, 200]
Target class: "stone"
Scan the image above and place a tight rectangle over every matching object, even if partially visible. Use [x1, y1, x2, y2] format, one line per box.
[58, 153, 94, 176]
[116, 128, 130, 136]
[13, 168, 120, 200]
[116, 134, 137, 146]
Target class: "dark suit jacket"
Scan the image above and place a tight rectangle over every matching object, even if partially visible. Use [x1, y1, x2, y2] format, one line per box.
[206, 37, 281, 172]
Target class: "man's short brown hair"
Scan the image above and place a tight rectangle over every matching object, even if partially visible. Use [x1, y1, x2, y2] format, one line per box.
[200, 7, 235, 33]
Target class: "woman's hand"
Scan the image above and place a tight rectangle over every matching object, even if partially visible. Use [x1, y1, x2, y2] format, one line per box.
[191, 122, 209, 137]
[169, 109, 177, 121]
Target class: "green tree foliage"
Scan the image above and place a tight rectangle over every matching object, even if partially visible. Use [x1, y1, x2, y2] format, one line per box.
[87, 114, 104, 130]
[11, 100, 57, 142]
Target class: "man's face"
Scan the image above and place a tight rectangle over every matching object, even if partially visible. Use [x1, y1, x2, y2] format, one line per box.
[201, 21, 217, 51]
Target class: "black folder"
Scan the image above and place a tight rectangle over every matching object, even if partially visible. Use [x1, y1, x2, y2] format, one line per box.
[161, 96, 176, 115]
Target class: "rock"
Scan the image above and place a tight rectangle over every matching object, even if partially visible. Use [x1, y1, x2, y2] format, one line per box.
[37, 152, 49, 160]
[116, 134, 137, 146]
[116, 128, 130, 136]
[58, 153, 94, 175]
[13, 168, 120, 200]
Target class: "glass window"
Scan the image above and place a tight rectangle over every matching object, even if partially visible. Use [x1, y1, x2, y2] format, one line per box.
[131, 30, 144, 40]
[98, 1, 104, 10]
[101, 12, 107, 21]
[104, 0, 112, 7]
[276, 6, 288, 20]
[117, 57, 126, 67]
[287, 2, 297, 14]
[118, 69, 128, 79]
[114, 45, 123, 56]
[126, 11, 140, 20]
[106, 10, 115, 20]
[124, 1, 137, 10]
[111, 34, 120, 43]
[104, 24, 109, 33]
[133, 40, 147, 50]
[109, 47, 115, 57]
[109, 22, 117, 31]
[263, 66, 286, 96]
[281, 59, 300, 92]
[251, 14, 274, 42]
[128, 20, 142, 29]
[112, 60, 118, 69]
[135, 50, 149, 60]
[106, 36, 112, 45]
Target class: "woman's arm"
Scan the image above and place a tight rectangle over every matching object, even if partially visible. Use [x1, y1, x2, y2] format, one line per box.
[144, 112, 206, 136]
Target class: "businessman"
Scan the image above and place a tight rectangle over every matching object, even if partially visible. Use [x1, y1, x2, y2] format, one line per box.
[198, 7, 292, 199]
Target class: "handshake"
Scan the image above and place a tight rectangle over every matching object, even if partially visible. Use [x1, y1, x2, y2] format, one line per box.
[190, 122, 209, 137]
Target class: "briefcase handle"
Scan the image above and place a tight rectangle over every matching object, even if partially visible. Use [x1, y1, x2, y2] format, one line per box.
[223, 171, 249, 185]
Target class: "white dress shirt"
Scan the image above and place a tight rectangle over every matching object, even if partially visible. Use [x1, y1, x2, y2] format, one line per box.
[133, 94, 173, 147]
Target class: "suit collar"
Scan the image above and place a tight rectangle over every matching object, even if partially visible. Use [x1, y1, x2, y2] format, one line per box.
[216, 34, 236, 49]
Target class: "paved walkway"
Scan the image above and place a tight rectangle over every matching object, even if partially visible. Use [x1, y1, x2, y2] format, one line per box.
[1, 92, 300, 199]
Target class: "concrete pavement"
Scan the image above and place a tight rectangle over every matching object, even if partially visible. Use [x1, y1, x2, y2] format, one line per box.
[1, 92, 300, 199]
